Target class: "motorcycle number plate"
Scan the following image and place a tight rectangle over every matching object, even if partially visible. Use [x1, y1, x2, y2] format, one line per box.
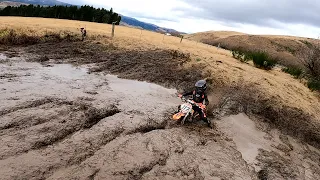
[181, 104, 192, 114]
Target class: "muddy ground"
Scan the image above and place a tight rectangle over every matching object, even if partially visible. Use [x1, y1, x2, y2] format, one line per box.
[0, 43, 320, 180]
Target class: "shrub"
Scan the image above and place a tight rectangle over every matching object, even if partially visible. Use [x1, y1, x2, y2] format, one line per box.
[232, 49, 278, 70]
[296, 44, 320, 79]
[299, 40, 313, 48]
[307, 79, 320, 91]
[251, 51, 277, 70]
[231, 50, 250, 62]
[282, 67, 303, 78]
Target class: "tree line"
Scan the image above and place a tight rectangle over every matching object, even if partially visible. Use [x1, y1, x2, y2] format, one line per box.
[0, 5, 122, 24]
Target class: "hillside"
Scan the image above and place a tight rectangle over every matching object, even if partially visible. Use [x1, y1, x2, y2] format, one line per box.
[120, 16, 183, 34]
[0, 17, 320, 179]
[0, 0, 182, 34]
[186, 31, 247, 41]
[185, 31, 319, 68]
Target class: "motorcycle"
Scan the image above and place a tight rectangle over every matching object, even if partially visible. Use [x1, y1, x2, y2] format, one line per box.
[172, 94, 207, 125]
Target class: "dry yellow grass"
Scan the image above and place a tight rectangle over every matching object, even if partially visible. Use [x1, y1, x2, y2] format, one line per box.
[185, 31, 320, 68]
[1, 17, 319, 121]
[185, 30, 247, 41]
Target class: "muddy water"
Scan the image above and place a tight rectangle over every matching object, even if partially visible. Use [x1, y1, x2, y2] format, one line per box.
[0, 52, 319, 180]
[217, 113, 320, 179]
[217, 114, 272, 166]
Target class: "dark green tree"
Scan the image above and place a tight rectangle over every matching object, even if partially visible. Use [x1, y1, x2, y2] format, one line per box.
[0, 4, 121, 25]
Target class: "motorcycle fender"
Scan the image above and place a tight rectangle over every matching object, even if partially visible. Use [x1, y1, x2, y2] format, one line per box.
[173, 112, 185, 120]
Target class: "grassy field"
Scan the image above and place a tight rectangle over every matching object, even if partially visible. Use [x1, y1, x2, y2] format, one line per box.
[1, 17, 320, 147]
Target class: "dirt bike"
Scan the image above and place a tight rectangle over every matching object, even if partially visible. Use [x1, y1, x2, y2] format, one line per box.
[172, 94, 207, 125]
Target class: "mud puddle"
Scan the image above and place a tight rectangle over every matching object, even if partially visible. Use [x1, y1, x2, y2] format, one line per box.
[217, 113, 320, 179]
[217, 114, 272, 166]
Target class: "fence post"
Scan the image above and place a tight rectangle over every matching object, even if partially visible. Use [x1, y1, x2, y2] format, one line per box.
[111, 22, 116, 38]
[180, 35, 183, 43]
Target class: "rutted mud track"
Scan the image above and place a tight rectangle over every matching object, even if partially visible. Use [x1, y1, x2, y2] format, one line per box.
[1, 43, 320, 180]
[0, 52, 257, 179]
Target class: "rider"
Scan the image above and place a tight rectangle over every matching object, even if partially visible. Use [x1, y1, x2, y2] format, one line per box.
[180, 80, 211, 127]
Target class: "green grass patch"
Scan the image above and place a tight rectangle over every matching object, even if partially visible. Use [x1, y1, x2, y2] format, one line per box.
[232, 48, 277, 70]
[282, 67, 303, 78]
[251, 51, 277, 70]
[307, 79, 320, 91]
[299, 40, 313, 48]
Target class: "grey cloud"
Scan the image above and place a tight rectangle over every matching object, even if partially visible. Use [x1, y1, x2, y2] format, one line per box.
[178, 0, 320, 28]
[128, 13, 179, 22]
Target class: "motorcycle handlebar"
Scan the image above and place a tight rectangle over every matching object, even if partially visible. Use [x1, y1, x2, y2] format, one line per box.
[180, 96, 206, 110]
[181, 97, 200, 107]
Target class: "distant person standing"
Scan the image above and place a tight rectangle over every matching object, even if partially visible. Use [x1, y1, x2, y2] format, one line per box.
[80, 27, 87, 41]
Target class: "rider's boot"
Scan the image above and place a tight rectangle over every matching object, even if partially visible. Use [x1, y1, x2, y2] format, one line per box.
[203, 117, 211, 128]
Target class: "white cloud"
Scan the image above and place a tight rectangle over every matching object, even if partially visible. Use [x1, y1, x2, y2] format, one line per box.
[62, 0, 320, 38]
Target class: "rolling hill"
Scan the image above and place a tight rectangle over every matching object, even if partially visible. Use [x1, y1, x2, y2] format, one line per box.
[185, 31, 319, 68]
[120, 16, 183, 34]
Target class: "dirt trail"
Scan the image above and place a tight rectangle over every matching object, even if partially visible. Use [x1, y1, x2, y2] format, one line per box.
[0, 51, 319, 180]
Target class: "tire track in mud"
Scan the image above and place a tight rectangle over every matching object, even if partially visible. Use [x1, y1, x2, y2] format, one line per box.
[0, 98, 120, 161]
[0, 110, 175, 179]
[0, 97, 59, 116]
[46, 127, 256, 180]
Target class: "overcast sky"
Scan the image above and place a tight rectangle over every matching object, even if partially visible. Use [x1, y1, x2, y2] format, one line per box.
[62, 0, 320, 38]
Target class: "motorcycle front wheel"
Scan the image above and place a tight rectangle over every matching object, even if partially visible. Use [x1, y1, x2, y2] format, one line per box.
[181, 114, 192, 125]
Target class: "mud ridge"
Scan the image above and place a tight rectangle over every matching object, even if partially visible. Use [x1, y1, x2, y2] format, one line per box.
[125, 153, 169, 180]
[256, 149, 300, 180]
[0, 97, 72, 116]
[0, 99, 120, 160]
[0, 115, 59, 132]
[32, 105, 121, 150]
[83, 105, 121, 129]
[127, 117, 168, 135]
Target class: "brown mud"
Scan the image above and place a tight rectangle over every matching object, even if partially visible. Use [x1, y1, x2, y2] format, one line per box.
[1, 42, 320, 180]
